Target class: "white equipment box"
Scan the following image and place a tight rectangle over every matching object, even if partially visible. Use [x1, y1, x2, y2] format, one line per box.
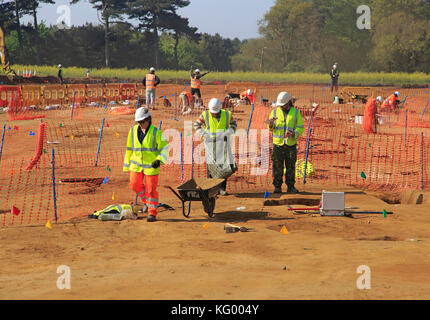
[320, 190, 345, 216]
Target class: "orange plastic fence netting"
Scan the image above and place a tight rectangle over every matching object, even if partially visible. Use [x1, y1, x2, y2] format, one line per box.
[1, 83, 430, 225]
[0, 115, 429, 226]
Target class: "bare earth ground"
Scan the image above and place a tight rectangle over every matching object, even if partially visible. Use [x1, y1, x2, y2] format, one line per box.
[1, 184, 429, 300]
[0, 84, 429, 299]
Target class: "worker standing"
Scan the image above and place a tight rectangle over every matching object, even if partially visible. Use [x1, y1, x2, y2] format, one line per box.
[123, 107, 169, 222]
[267, 92, 304, 194]
[381, 91, 400, 111]
[240, 89, 256, 105]
[363, 96, 383, 134]
[194, 98, 237, 196]
[143, 67, 161, 110]
[58, 64, 63, 85]
[330, 64, 339, 94]
[190, 66, 209, 107]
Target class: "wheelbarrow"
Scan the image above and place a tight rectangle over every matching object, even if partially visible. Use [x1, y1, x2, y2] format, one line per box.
[167, 178, 225, 218]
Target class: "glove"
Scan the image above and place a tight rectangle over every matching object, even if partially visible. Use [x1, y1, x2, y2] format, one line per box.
[151, 160, 161, 169]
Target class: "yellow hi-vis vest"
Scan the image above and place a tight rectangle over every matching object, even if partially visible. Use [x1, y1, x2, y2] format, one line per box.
[146, 74, 156, 89]
[123, 124, 169, 175]
[268, 107, 304, 146]
[202, 109, 231, 142]
[93, 204, 135, 220]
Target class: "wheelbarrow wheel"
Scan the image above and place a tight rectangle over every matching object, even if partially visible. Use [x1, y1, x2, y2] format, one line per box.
[206, 197, 216, 218]
[182, 201, 192, 218]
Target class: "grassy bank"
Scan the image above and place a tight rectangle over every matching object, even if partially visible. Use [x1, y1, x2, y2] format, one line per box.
[5, 65, 430, 85]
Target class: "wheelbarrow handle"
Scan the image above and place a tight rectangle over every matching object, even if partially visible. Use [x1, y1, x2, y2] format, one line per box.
[167, 186, 184, 202]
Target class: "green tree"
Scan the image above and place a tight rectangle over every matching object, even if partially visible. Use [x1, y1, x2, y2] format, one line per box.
[126, 0, 191, 68]
[71, 0, 128, 67]
[31, 0, 55, 65]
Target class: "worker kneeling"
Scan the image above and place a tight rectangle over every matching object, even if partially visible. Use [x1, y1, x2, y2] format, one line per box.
[381, 91, 400, 111]
[268, 92, 304, 194]
[240, 89, 256, 105]
[193, 98, 237, 196]
[123, 107, 169, 222]
[179, 91, 195, 115]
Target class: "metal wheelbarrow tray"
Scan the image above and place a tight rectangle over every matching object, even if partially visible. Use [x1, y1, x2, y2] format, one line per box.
[168, 178, 225, 218]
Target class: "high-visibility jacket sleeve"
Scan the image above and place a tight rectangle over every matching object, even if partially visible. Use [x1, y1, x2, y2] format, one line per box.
[193, 114, 206, 136]
[156, 131, 169, 164]
[123, 128, 133, 172]
[295, 109, 305, 139]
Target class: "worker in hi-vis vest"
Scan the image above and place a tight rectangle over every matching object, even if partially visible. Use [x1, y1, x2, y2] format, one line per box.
[381, 91, 400, 111]
[190, 66, 209, 107]
[143, 67, 161, 110]
[123, 107, 169, 222]
[193, 98, 237, 195]
[240, 89, 256, 105]
[267, 92, 304, 194]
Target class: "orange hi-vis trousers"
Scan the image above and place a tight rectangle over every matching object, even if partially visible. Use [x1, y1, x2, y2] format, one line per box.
[129, 172, 159, 216]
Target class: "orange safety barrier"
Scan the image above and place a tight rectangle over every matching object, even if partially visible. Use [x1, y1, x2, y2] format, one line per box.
[86, 83, 104, 103]
[66, 84, 86, 104]
[0, 85, 22, 108]
[108, 106, 135, 115]
[104, 83, 121, 102]
[26, 122, 47, 170]
[21, 84, 43, 107]
[41, 85, 66, 106]
[120, 83, 137, 101]
[136, 84, 146, 97]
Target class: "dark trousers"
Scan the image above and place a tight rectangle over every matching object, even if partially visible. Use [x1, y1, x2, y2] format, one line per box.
[272, 144, 297, 188]
[191, 88, 201, 98]
[331, 79, 338, 92]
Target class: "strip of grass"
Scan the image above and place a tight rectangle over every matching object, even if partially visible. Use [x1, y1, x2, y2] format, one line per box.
[5, 65, 430, 85]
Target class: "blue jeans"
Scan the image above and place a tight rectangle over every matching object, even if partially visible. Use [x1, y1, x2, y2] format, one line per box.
[146, 89, 155, 109]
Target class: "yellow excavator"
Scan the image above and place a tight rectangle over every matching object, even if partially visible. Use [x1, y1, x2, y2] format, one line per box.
[0, 25, 17, 76]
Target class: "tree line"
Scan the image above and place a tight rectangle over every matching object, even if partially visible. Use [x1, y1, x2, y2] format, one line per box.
[235, 0, 430, 73]
[1, 0, 241, 71]
[1, 0, 430, 73]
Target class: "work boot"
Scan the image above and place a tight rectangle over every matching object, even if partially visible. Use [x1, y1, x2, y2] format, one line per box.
[147, 214, 157, 222]
[287, 186, 299, 194]
[274, 187, 282, 194]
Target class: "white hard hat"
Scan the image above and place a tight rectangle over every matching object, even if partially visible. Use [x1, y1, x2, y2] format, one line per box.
[150, 67, 155, 72]
[195, 69, 200, 73]
[135, 107, 151, 122]
[247, 89, 252, 95]
[208, 98, 222, 113]
[394, 91, 400, 97]
[376, 96, 383, 103]
[58, 64, 62, 68]
[333, 65, 337, 69]
[276, 92, 292, 106]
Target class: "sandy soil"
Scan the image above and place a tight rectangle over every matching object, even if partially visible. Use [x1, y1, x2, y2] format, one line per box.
[0, 84, 429, 300]
[1, 184, 429, 300]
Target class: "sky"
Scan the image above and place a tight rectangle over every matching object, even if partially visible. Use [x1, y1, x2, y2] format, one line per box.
[21, 0, 276, 40]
